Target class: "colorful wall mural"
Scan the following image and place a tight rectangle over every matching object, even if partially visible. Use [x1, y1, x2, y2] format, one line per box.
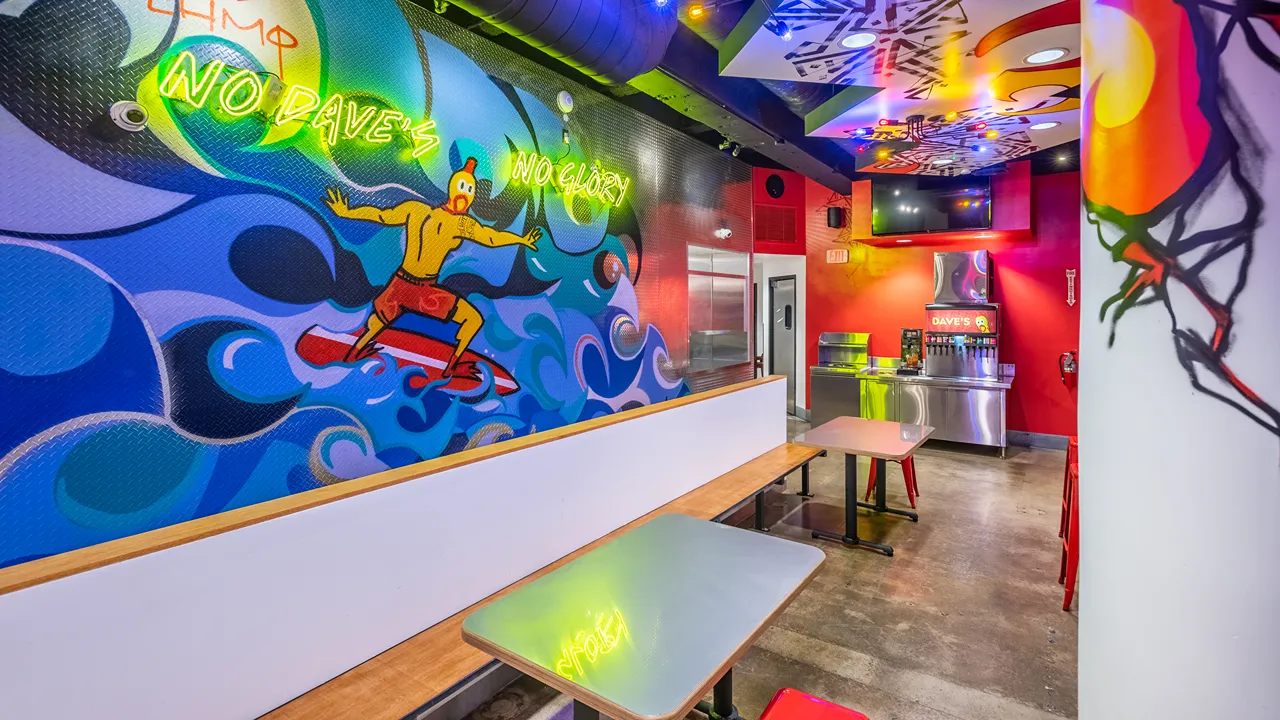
[1082, 0, 1279, 436]
[0, 0, 750, 569]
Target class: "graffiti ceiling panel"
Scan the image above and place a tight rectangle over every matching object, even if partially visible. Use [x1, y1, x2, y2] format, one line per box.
[718, 0, 1081, 175]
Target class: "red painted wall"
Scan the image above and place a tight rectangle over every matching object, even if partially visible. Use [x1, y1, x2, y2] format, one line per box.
[752, 167, 806, 255]
[804, 171, 1081, 437]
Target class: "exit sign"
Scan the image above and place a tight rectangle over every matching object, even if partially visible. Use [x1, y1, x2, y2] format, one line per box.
[826, 248, 849, 264]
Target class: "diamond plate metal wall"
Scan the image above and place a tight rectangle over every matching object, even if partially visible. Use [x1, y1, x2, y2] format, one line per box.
[0, 0, 751, 569]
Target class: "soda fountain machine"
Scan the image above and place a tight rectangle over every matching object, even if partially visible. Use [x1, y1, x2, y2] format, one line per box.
[925, 250, 999, 380]
[892, 251, 1010, 454]
[924, 303, 1000, 379]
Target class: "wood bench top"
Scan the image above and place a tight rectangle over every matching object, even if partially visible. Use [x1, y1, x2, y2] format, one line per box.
[262, 442, 824, 720]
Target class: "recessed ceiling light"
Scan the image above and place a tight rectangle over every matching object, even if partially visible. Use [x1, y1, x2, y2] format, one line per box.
[1030, 121, 1060, 131]
[934, 158, 952, 165]
[1057, 154, 1068, 162]
[1024, 48, 1068, 65]
[841, 32, 878, 49]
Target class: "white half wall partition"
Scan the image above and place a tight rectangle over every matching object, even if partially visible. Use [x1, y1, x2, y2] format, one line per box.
[1079, 1, 1280, 716]
[0, 378, 786, 720]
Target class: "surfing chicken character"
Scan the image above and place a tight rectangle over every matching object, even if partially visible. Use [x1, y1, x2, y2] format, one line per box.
[324, 157, 541, 377]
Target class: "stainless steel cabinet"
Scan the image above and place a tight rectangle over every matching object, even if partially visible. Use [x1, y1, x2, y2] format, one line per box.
[940, 387, 1004, 446]
[859, 378, 899, 422]
[882, 382, 1006, 448]
[898, 384, 938, 428]
[809, 369, 861, 428]
[814, 372, 1007, 449]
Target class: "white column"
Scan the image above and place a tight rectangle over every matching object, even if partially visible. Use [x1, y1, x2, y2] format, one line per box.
[1079, 1, 1280, 717]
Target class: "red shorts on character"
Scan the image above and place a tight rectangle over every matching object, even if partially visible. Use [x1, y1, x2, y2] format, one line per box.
[373, 270, 459, 323]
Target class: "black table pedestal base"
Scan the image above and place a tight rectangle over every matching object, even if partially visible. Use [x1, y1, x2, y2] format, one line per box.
[695, 669, 741, 720]
[695, 700, 742, 720]
[856, 501, 919, 522]
[810, 528, 894, 556]
[808, 454, 922, 556]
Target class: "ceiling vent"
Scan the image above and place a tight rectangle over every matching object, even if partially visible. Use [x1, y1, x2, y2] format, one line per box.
[754, 205, 797, 243]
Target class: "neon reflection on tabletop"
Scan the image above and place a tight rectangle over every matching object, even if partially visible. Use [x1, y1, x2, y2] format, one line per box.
[156, 50, 441, 157]
[554, 609, 630, 681]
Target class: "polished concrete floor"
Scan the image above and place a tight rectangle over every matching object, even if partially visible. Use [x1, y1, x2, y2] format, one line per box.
[466, 418, 1077, 720]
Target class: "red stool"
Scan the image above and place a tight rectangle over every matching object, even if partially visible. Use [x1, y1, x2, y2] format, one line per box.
[862, 456, 919, 508]
[1059, 436, 1078, 537]
[1059, 462, 1080, 611]
[760, 688, 871, 720]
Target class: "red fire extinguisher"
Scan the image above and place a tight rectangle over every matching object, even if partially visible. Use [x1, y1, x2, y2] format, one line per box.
[1059, 350, 1078, 388]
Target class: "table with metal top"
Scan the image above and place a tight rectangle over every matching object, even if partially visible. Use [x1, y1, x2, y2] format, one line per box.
[794, 416, 933, 557]
[461, 513, 825, 720]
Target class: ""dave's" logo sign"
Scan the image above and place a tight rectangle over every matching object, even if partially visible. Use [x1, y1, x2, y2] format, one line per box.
[926, 309, 995, 334]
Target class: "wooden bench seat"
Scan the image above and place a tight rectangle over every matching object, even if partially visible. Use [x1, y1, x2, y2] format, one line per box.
[263, 442, 825, 720]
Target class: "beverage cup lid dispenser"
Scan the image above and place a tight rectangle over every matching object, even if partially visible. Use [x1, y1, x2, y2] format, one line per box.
[900, 329, 923, 375]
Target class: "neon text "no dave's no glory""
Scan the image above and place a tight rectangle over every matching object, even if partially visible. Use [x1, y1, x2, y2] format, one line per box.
[156, 51, 440, 158]
[511, 151, 631, 207]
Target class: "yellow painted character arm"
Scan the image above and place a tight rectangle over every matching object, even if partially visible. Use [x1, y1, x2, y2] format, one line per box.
[325, 187, 425, 225]
[458, 216, 542, 250]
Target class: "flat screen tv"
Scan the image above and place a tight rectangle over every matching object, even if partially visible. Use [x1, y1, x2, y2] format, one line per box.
[871, 175, 992, 236]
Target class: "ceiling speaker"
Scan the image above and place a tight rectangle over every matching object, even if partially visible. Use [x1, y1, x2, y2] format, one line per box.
[827, 207, 845, 228]
[765, 173, 785, 199]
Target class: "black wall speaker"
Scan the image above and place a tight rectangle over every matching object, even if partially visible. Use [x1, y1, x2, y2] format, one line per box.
[764, 173, 785, 199]
[827, 207, 845, 228]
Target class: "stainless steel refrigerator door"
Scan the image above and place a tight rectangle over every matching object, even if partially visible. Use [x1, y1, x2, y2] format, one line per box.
[770, 277, 797, 415]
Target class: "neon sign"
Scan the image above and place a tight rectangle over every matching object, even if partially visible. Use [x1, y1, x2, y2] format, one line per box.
[156, 51, 440, 157]
[553, 610, 629, 681]
[510, 151, 630, 207]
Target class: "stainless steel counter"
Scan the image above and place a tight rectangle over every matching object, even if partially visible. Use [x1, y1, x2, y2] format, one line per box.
[854, 369, 1013, 390]
[808, 365, 1011, 452]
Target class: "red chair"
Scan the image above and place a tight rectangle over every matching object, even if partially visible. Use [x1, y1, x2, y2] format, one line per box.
[1059, 462, 1079, 611]
[1059, 436, 1078, 537]
[760, 688, 870, 720]
[862, 456, 919, 508]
